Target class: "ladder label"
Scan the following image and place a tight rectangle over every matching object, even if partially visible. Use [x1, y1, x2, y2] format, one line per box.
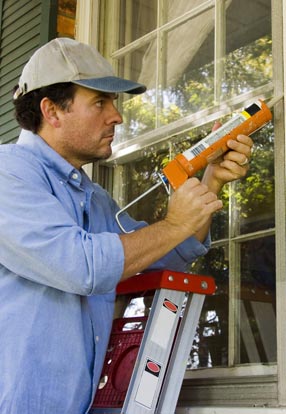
[150, 298, 178, 349]
[135, 358, 161, 408]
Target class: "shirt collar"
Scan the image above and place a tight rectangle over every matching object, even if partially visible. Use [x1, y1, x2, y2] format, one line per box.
[17, 129, 82, 185]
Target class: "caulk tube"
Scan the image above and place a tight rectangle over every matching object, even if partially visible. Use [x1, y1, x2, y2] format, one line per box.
[163, 100, 272, 190]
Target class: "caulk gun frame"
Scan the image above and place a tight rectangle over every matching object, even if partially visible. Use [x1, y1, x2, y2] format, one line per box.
[115, 173, 170, 234]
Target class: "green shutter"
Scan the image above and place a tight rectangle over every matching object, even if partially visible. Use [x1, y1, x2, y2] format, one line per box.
[0, 0, 57, 144]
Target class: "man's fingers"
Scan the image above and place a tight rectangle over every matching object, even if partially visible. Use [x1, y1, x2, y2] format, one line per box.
[227, 135, 253, 156]
[236, 134, 254, 146]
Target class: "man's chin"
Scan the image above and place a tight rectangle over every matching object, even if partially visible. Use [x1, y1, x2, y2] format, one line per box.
[102, 149, 112, 160]
[91, 150, 112, 163]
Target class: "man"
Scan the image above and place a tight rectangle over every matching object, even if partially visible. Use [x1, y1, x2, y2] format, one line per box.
[0, 38, 252, 413]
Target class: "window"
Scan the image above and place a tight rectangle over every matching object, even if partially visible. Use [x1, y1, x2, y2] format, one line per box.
[93, 0, 284, 407]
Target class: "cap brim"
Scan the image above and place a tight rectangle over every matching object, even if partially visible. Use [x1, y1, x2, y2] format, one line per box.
[72, 76, 146, 95]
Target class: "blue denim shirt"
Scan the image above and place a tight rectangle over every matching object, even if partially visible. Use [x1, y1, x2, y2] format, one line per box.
[0, 130, 210, 414]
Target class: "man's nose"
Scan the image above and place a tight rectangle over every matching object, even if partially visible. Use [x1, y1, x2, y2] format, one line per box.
[108, 104, 123, 125]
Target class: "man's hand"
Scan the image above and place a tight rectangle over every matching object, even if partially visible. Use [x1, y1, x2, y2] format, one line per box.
[165, 177, 223, 238]
[202, 125, 253, 194]
[120, 177, 222, 278]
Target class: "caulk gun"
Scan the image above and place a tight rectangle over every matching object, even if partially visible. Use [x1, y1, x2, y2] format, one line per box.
[116, 98, 277, 233]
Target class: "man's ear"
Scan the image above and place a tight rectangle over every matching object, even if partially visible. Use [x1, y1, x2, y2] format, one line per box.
[40, 97, 61, 128]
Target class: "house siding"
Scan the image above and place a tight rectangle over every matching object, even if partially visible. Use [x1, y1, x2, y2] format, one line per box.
[0, 0, 57, 144]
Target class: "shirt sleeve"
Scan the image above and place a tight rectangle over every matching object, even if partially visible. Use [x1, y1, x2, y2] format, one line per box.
[113, 207, 211, 273]
[149, 233, 211, 272]
[0, 161, 124, 296]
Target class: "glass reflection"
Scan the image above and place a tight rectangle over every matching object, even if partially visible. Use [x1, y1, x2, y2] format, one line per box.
[189, 245, 229, 368]
[119, 0, 157, 47]
[231, 123, 275, 235]
[115, 46, 157, 143]
[162, 11, 215, 117]
[239, 237, 276, 363]
[124, 150, 169, 224]
[223, 0, 272, 101]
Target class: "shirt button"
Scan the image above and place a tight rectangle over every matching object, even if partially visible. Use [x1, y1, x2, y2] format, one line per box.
[72, 173, 78, 180]
[95, 336, 99, 342]
[80, 201, 84, 207]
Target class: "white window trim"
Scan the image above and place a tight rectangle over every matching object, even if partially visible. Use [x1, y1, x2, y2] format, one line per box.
[185, 364, 276, 380]
[176, 408, 286, 414]
[273, 0, 286, 407]
[75, 0, 100, 45]
[74, 0, 100, 179]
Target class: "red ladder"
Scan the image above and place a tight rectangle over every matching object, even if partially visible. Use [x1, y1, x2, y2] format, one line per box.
[91, 269, 216, 414]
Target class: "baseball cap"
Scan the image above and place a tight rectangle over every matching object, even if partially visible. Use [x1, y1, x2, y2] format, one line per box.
[13, 38, 146, 99]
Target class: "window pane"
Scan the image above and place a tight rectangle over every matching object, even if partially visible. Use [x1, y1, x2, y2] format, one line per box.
[118, 0, 157, 47]
[239, 237, 276, 363]
[189, 245, 229, 368]
[164, 0, 206, 23]
[115, 45, 157, 143]
[223, 0, 272, 100]
[231, 122, 275, 235]
[161, 12, 215, 119]
[122, 146, 170, 223]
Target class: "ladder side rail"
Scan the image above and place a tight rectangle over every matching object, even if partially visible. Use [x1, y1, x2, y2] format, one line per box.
[156, 293, 206, 413]
[121, 288, 187, 414]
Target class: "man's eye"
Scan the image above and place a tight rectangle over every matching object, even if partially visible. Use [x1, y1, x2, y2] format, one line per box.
[95, 100, 104, 108]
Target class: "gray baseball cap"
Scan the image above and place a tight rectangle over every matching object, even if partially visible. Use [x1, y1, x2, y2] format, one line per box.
[13, 37, 146, 99]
